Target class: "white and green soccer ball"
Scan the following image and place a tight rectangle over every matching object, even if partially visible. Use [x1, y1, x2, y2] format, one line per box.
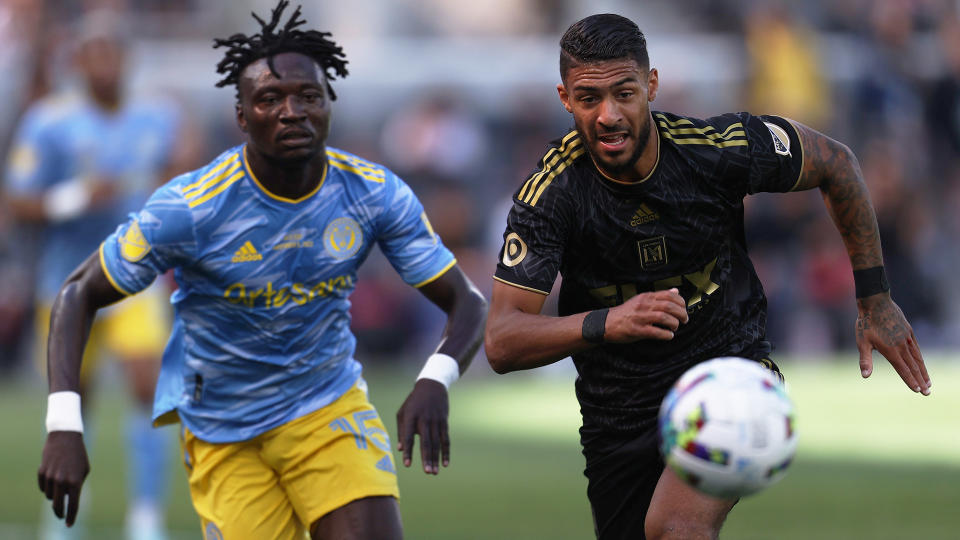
[658, 357, 798, 498]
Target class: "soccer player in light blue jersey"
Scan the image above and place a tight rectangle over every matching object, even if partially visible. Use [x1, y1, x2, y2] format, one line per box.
[5, 10, 191, 540]
[36, 2, 487, 539]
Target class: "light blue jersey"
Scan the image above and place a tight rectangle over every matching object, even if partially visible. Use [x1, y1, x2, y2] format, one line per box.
[4, 93, 180, 300]
[100, 144, 456, 443]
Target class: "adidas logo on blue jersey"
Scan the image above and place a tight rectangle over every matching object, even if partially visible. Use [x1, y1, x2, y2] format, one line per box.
[231, 241, 263, 263]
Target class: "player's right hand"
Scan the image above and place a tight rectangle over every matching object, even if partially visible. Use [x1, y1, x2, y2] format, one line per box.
[38, 431, 89, 527]
[603, 288, 689, 342]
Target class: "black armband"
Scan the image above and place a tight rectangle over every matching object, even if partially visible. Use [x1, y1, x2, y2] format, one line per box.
[582, 309, 609, 344]
[853, 266, 890, 298]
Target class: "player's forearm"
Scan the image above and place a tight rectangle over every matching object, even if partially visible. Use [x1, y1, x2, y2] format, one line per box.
[485, 309, 591, 373]
[47, 253, 125, 392]
[790, 121, 884, 270]
[47, 279, 98, 392]
[434, 285, 487, 375]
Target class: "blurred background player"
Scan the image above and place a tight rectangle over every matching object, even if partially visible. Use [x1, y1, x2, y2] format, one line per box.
[3, 9, 193, 540]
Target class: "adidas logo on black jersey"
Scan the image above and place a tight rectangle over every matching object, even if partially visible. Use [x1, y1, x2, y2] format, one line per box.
[630, 204, 659, 226]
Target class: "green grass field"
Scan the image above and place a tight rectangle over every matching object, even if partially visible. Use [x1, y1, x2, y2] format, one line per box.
[2, 356, 958, 539]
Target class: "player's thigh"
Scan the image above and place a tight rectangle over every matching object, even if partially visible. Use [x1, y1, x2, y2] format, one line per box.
[583, 430, 663, 539]
[180, 426, 305, 540]
[644, 466, 738, 540]
[263, 381, 400, 530]
[309, 495, 402, 540]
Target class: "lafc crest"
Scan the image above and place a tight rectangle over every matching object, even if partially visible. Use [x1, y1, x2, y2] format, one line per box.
[637, 236, 667, 269]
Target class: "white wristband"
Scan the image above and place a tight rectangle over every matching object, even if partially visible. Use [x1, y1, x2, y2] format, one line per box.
[46, 391, 84, 433]
[416, 353, 460, 389]
[43, 178, 92, 223]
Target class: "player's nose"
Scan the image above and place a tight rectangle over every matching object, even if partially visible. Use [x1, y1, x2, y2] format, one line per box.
[597, 97, 624, 127]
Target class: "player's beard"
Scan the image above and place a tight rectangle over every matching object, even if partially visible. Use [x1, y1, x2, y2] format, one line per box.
[592, 115, 652, 180]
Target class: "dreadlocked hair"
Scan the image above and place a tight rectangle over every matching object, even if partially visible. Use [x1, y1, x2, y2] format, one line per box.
[213, 0, 348, 101]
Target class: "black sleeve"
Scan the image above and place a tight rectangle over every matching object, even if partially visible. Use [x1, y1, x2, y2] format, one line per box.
[742, 113, 804, 194]
[493, 195, 569, 296]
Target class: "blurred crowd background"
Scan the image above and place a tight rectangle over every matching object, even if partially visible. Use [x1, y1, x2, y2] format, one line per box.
[2, 0, 959, 377]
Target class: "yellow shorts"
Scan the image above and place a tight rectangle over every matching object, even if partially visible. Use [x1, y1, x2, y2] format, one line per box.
[35, 284, 170, 380]
[180, 382, 400, 540]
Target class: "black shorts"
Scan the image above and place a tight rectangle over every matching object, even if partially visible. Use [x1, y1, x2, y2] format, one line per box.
[581, 349, 782, 539]
[582, 428, 663, 540]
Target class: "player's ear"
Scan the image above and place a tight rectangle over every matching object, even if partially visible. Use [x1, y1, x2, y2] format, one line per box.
[557, 83, 573, 113]
[647, 68, 659, 102]
[236, 103, 247, 133]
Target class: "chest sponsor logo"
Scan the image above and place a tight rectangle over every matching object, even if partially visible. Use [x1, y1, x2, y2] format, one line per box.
[120, 220, 151, 262]
[502, 232, 528, 267]
[223, 274, 353, 309]
[637, 236, 667, 269]
[589, 256, 720, 311]
[764, 122, 791, 156]
[324, 217, 363, 260]
[231, 241, 263, 263]
[630, 204, 659, 226]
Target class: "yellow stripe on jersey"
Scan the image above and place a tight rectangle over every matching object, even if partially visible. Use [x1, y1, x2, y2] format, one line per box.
[655, 114, 748, 148]
[326, 149, 382, 173]
[181, 153, 240, 194]
[243, 146, 328, 203]
[187, 170, 245, 208]
[519, 131, 581, 201]
[519, 131, 582, 205]
[492, 275, 550, 295]
[327, 150, 385, 183]
[183, 160, 243, 201]
[328, 159, 385, 183]
[528, 147, 586, 206]
[99, 242, 132, 297]
[412, 258, 457, 288]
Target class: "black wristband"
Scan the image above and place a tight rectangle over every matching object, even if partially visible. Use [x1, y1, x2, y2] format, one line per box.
[853, 266, 890, 298]
[582, 309, 609, 344]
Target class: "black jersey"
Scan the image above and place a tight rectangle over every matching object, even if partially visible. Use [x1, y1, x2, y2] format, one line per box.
[494, 111, 803, 436]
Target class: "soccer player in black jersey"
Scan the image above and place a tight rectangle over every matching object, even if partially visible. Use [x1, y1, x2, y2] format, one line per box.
[485, 13, 931, 540]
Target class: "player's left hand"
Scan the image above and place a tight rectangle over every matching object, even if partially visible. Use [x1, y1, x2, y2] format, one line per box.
[855, 293, 931, 396]
[396, 379, 450, 475]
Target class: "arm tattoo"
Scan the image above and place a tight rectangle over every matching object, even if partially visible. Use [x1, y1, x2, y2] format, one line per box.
[790, 121, 884, 269]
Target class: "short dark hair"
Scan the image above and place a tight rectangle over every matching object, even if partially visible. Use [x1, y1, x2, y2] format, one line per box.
[559, 14, 649, 81]
[213, 0, 348, 101]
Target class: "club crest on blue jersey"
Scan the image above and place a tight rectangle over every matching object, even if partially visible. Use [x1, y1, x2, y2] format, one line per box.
[324, 217, 363, 259]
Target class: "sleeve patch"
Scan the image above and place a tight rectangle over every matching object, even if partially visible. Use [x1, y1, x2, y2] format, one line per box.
[764, 122, 791, 156]
[501, 232, 528, 267]
[120, 220, 152, 262]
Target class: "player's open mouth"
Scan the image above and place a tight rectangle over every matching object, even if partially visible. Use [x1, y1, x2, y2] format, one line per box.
[597, 133, 627, 150]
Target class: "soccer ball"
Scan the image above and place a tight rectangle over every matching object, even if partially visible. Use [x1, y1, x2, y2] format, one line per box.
[658, 357, 797, 498]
